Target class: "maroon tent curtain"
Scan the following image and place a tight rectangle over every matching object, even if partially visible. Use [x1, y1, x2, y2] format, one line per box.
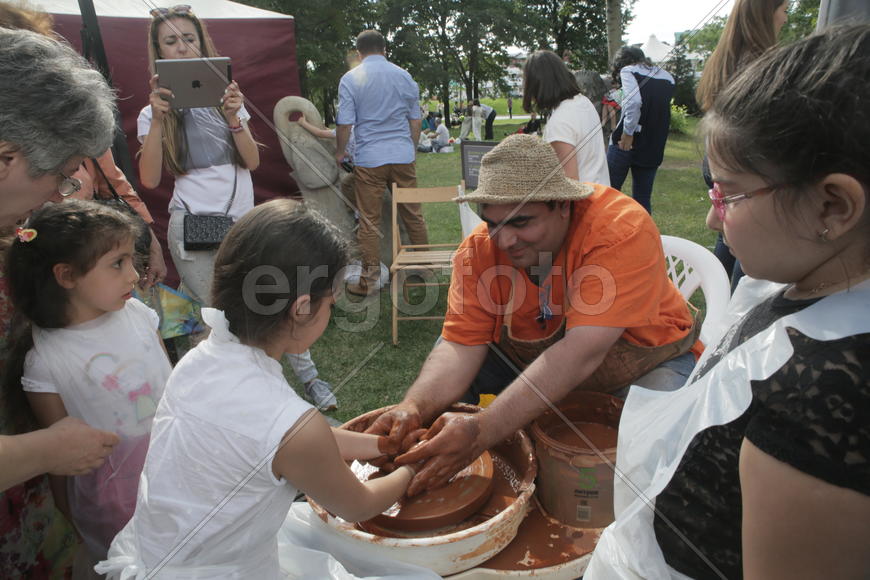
[53, 14, 301, 285]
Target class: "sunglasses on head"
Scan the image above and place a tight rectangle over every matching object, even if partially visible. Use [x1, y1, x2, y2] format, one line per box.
[150, 4, 192, 18]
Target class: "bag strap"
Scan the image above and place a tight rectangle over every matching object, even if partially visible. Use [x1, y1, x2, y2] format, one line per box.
[91, 157, 123, 202]
[179, 165, 237, 218]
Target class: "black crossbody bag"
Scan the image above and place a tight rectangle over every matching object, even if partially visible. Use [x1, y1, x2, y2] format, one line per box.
[180, 168, 237, 251]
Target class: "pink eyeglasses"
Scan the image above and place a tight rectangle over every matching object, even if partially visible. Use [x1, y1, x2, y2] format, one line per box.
[708, 182, 777, 221]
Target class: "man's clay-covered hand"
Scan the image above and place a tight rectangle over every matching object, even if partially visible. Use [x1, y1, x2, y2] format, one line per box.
[400, 428, 427, 453]
[364, 403, 422, 450]
[365, 404, 422, 471]
[395, 412, 483, 496]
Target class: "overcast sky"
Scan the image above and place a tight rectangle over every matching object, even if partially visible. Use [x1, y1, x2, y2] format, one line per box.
[625, 0, 736, 45]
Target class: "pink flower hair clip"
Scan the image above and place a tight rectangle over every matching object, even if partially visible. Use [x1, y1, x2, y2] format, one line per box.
[15, 227, 38, 243]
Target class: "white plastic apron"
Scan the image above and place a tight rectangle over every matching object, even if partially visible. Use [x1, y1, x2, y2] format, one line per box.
[98, 497, 443, 579]
[277, 503, 441, 579]
[585, 277, 870, 579]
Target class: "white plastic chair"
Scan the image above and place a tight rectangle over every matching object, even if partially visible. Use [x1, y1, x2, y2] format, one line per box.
[660, 235, 731, 347]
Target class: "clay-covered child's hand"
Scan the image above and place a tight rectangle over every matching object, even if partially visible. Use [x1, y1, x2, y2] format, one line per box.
[376, 435, 401, 457]
[370, 427, 427, 472]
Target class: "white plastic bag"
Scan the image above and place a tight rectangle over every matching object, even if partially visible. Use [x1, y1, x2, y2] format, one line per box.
[585, 278, 870, 579]
[277, 503, 441, 579]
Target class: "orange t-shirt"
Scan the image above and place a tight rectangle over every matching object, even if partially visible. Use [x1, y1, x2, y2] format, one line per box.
[442, 186, 698, 353]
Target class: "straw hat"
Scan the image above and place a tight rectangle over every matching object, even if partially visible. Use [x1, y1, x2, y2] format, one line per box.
[454, 134, 594, 204]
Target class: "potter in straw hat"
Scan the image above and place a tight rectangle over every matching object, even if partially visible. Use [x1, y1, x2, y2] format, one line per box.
[455, 133, 593, 204]
[366, 133, 702, 496]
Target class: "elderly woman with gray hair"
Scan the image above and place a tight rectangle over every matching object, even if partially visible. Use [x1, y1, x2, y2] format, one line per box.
[0, 27, 120, 577]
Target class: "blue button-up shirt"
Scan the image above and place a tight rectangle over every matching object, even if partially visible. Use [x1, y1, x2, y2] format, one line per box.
[336, 55, 421, 168]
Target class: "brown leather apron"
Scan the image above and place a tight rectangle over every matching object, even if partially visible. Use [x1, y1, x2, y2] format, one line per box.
[497, 270, 700, 394]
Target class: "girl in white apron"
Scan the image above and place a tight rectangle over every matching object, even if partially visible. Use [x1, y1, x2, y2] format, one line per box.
[6, 200, 172, 571]
[97, 201, 436, 579]
[587, 25, 870, 579]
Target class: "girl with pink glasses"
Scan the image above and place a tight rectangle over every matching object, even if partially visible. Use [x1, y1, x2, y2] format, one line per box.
[588, 25, 870, 579]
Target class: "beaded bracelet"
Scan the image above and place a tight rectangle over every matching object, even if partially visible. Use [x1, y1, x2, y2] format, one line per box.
[228, 123, 244, 133]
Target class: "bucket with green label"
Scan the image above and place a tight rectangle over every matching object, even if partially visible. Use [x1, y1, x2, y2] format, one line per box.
[530, 391, 623, 529]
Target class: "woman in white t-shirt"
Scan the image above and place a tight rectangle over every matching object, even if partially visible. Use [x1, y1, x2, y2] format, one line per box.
[98, 200, 430, 579]
[138, 6, 260, 306]
[471, 100, 484, 141]
[522, 50, 609, 186]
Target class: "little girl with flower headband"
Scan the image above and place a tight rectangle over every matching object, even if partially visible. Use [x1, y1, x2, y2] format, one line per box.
[5, 200, 171, 568]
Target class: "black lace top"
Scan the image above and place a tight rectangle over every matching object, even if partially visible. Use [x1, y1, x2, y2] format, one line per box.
[653, 290, 870, 579]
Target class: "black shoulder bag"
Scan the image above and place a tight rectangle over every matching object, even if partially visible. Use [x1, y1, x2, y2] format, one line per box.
[180, 168, 237, 251]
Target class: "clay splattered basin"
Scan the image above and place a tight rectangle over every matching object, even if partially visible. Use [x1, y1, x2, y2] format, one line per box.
[308, 404, 537, 576]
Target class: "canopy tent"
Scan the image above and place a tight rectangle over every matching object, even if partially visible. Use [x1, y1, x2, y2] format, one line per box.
[43, 0, 301, 284]
[639, 34, 673, 64]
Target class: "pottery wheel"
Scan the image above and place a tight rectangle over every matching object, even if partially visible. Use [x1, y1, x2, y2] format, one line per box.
[363, 450, 495, 534]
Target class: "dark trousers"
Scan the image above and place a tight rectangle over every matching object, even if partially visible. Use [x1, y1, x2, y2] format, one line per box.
[607, 144, 659, 214]
[461, 346, 518, 404]
[485, 110, 497, 140]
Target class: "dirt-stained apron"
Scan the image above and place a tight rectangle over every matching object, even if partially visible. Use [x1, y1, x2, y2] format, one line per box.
[497, 270, 700, 394]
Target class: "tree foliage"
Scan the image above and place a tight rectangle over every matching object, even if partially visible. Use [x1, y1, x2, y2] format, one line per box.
[240, 0, 378, 123]
[685, 0, 819, 62]
[239, 0, 636, 121]
[779, 0, 818, 44]
[383, 0, 517, 106]
[514, 0, 635, 72]
[666, 41, 697, 114]
[684, 15, 725, 60]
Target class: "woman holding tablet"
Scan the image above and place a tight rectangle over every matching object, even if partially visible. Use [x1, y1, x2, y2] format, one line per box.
[138, 5, 259, 307]
[139, 7, 337, 411]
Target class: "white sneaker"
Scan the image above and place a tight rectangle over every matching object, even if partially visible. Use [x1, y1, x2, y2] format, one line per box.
[305, 378, 337, 411]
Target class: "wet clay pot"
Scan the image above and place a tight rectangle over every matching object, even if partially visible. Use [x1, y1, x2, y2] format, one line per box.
[307, 403, 538, 576]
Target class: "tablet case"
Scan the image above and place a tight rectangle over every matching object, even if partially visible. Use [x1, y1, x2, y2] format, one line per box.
[155, 57, 232, 109]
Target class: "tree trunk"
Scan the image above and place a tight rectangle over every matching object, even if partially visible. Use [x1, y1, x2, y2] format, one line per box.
[606, 0, 623, 66]
[321, 88, 336, 125]
[438, 80, 449, 126]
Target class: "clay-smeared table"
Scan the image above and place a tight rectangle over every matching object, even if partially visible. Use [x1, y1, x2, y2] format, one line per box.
[361, 451, 495, 534]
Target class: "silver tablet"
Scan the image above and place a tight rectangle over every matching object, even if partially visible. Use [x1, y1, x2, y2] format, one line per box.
[155, 57, 232, 109]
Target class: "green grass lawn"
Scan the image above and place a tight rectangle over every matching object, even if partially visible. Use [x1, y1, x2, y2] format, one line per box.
[426, 97, 520, 117]
[297, 118, 711, 422]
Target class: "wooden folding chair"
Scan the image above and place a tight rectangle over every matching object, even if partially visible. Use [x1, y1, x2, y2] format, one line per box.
[390, 184, 461, 345]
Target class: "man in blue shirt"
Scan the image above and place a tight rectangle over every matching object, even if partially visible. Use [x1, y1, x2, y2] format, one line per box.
[336, 30, 429, 296]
